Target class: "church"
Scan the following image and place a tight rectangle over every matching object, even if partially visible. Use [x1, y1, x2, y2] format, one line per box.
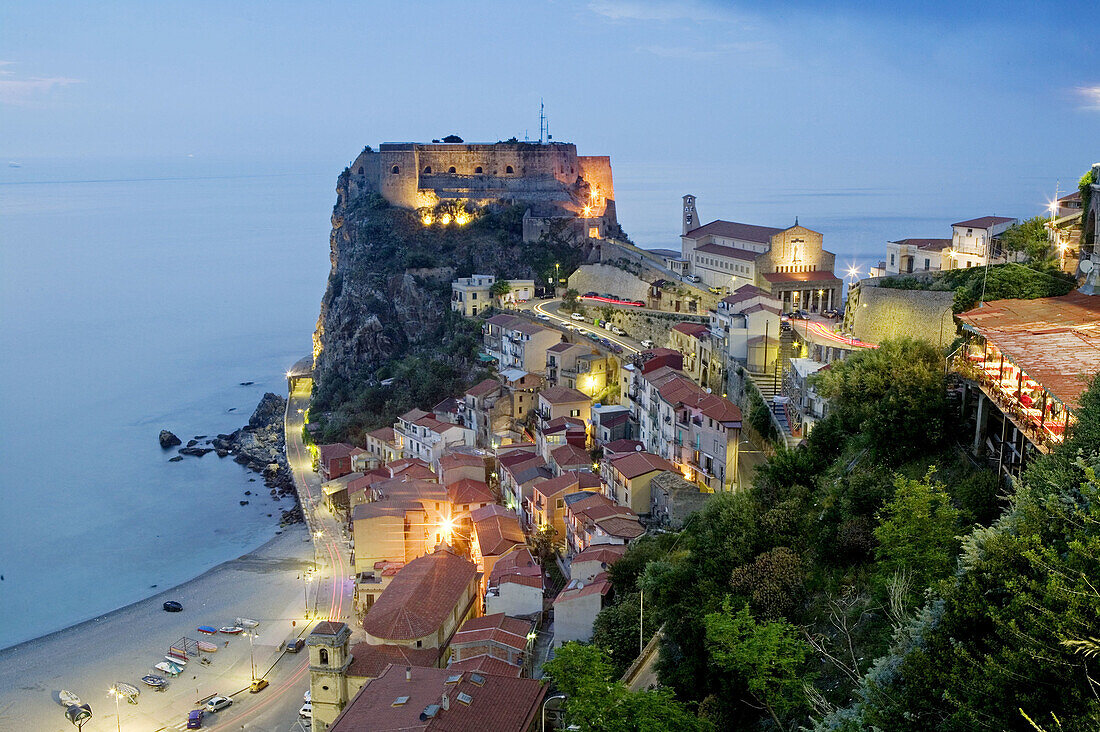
[679, 195, 842, 314]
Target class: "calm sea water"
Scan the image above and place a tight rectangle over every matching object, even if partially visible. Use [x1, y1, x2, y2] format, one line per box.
[0, 159, 333, 650]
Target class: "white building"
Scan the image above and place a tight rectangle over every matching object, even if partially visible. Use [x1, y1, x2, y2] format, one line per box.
[452, 274, 496, 317]
[394, 408, 474, 463]
[884, 239, 950, 275]
[709, 284, 782, 374]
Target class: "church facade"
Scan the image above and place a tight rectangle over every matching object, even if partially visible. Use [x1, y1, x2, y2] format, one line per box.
[680, 195, 842, 313]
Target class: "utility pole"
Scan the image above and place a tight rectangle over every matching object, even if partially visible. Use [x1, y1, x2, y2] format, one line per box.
[639, 589, 644, 655]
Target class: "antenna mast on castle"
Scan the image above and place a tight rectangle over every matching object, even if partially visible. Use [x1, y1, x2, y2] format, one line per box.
[539, 99, 551, 144]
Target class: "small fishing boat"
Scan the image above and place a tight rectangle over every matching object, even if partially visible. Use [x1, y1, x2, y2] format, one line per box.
[197, 641, 218, 653]
[58, 690, 82, 707]
[140, 675, 167, 688]
[164, 654, 187, 666]
[235, 617, 260, 628]
[154, 661, 182, 676]
[197, 625, 218, 635]
[219, 626, 244, 634]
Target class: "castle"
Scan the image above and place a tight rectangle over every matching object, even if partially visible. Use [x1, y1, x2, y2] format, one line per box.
[343, 140, 618, 242]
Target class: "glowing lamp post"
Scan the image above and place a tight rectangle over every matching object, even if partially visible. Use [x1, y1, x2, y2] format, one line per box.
[107, 686, 122, 732]
[304, 571, 313, 618]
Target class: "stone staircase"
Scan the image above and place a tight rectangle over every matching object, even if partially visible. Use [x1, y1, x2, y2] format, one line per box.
[746, 329, 802, 449]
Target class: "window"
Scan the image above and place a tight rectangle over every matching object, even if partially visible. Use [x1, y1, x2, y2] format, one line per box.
[471, 292, 477, 300]
[416, 640, 423, 648]
[391, 166, 399, 174]
[474, 166, 483, 174]
[319, 648, 329, 665]
[448, 166, 456, 173]
[924, 258, 930, 269]
[357, 166, 364, 175]
[889, 254, 895, 266]
[506, 165, 514, 173]
[570, 409, 581, 417]
[424, 166, 432, 173]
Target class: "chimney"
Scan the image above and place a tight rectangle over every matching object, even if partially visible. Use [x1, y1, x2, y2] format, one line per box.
[406, 666, 412, 681]
[442, 693, 450, 711]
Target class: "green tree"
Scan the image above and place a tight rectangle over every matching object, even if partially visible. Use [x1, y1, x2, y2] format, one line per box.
[1001, 216, 1054, 265]
[562, 287, 581, 312]
[591, 591, 660, 675]
[489, 278, 512, 300]
[704, 599, 810, 729]
[873, 469, 960, 604]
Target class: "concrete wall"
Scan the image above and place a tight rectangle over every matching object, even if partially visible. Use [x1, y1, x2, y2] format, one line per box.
[486, 581, 543, 617]
[553, 593, 603, 647]
[567, 263, 651, 302]
[846, 283, 957, 348]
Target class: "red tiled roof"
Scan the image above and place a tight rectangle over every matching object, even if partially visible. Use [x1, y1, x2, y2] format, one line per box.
[551, 443, 591, 468]
[535, 471, 597, 501]
[485, 313, 525, 327]
[741, 303, 781, 315]
[318, 443, 356, 462]
[603, 439, 644, 455]
[387, 457, 431, 473]
[721, 284, 771, 306]
[399, 408, 431, 423]
[671, 322, 710, 338]
[539, 385, 590, 405]
[952, 216, 1015, 229]
[694, 242, 758, 261]
[610, 451, 677, 479]
[394, 463, 438, 482]
[452, 613, 533, 653]
[598, 516, 646, 539]
[346, 642, 440, 680]
[542, 416, 586, 435]
[362, 548, 477, 641]
[447, 655, 523, 677]
[892, 238, 951, 250]
[440, 452, 485, 470]
[465, 378, 501, 398]
[571, 544, 627, 567]
[761, 271, 842, 284]
[488, 546, 541, 589]
[367, 427, 397, 443]
[498, 450, 541, 469]
[448, 478, 494, 507]
[957, 291, 1100, 411]
[311, 621, 349, 637]
[497, 574, 543, 589]
[328, 665, 546, 732]
[685, 220, 783, 243]
[554, 572, 613, 604]
[473, 509, 526, 557]
[646, 366, 742, 424]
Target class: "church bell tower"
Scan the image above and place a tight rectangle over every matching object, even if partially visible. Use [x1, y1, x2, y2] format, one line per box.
[683, 195, 699, 235]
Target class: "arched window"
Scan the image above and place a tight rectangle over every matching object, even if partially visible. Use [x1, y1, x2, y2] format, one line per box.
[357, 166, 363, 175]
[448, 166, 456, 174]
[319, 648, 329, 665]
[423, 166, 432, 174]
[391, 166, 399, 174]
[474, 166, 483, 174]
[506, 165, 514, 174]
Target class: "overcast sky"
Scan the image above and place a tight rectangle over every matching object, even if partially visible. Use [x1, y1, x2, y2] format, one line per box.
[2, 0, 1097, 255]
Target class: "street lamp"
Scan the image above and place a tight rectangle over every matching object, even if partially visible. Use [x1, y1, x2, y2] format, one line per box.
[247, 630, 259, 681]
[107, 686, 122, 732]
[304, 570, 313, 618]
[542, 693, 567, 732]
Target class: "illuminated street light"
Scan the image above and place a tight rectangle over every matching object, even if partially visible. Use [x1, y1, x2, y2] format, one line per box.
[108, 686, 122, 732]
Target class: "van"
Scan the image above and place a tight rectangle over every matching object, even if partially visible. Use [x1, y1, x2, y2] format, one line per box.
[570, 312, 586, 321]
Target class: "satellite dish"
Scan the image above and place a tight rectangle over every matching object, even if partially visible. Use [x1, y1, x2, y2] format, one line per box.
[1081, 259, 1094, 273]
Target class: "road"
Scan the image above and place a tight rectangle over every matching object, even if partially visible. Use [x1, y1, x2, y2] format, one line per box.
[520, 298, 641, 355]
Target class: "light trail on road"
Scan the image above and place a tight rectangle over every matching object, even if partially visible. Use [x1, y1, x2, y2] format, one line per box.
[532, 299, 639, 355]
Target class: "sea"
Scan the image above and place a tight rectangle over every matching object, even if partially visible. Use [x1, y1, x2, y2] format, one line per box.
[0, 154, 1055, 650]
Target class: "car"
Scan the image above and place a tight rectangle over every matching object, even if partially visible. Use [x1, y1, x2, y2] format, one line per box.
[587, 332, 600, 341]
[611, 326, 626, 336]
[285, 638, 306, 653]
[780, 321, 792, 332]
[584, 291, 598, 297]
[163, 600, 183, 612]
[249, 678, 269, 693]
[685, 275, 701, 283]
[610, 344, 624, 354]
[640, 339, 654, 349]
[599, 338, 613, 348]
[536, 313, 551, 321]
[299, 702, 313, 719]
[187, 709, 204, 729]
[204, 696, 232, 713]
[570, 312, 586, 321]
[708, 286, 723, 295]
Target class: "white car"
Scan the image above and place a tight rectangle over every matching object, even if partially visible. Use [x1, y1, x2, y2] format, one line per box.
[299, 702, 313, 719]
[570, 312, 586, 321]
[612, 326, 626, 336]
[205, 696, 233, 713]
[640, 339, 654, 349]
[536, 313, 551, 321]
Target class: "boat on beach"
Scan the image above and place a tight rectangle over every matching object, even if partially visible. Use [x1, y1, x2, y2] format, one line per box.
[197, 641, 218, 653]
[235, 617, 260, 628]
[140, 675, 167, 688]
[58, 690, 82, 707]
[155, 661, 182, 676]
[164, 654, 187, 666]
[219, 626, 244, 634]
[197, 625, 218, 635]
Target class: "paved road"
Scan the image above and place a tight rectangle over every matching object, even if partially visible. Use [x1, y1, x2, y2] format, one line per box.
[519, 298, 642, 356]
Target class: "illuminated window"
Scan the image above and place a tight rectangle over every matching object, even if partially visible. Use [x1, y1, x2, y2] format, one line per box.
[588, 227, 600, 238]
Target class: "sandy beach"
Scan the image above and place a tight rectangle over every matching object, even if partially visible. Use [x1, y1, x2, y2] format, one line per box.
[0, 524, 319, 732]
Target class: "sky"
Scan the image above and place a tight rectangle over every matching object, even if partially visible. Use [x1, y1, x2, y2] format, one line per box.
[2, 0, 1098, 256]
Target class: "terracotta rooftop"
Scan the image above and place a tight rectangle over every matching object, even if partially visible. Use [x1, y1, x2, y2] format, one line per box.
[644, 366, 742, 424]
[387, 457, 432, 474]
[362, 547, 477, 641]
[465, 378, 501, 398]
[539, 385, 590, 405]
[487, 546, 541, 589]
[671, 321, 711, 338]
[957, 290, 1100, 410]
[498, 450, 542, 469]
[741, 302, 781, 316]
[597, 516, 646, 539]
[447, 655, 524, 678]
[452, 613, 533, 653]
[610, 451, 678, 479]
[393, 463, 438, 482]
[685, 219, 784, 243]
[485, 313, 525, 327]
[554, 572, 613, 604]
[542, 416, 586, 435]
[328, 664, 546, 732]
[953, 216, 1016, 229]
[448, 478, 494, 507]
[473, 508, 526, 557]
[346, 642, 440, 680]
[721, 284, 771, 306]
[318, 443, 356, 462]
[535, 471, 600, 501]
[603, 439, 644, 455]
[548, 341, 590, 354]
[694, 242, 759, 261]
[399, 408, 431, 423]
[551, 443, 591, 468]
[367, 426, 398, 443]
[440, 452, 486, 470]
[311, 621, 349, 637]
[761, 271, 842, 284]
[571, 544, 627, 568]
[892, 238, 952, 250]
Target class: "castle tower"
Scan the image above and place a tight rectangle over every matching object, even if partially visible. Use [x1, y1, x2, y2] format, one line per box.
[683, 195, 699, 235]
[308, 621, 353, 730]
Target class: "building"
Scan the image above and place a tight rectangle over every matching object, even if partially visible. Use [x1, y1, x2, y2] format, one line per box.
[649, 471, 711, 530]
[364, 427, 402, 468]
[549, 442, 592, 475]
[463, 378, 508, 448]
[395, 409, 474, 464]
[631, 365, 743, 492]
[452, 274, 496, 317]
[680, 195, 842, 312]
[307, 621, 356, 730]
[318, 443, 356, 481]
[552, 573, 612, 647]
[532, 470, 601, 543]
[591, 403, 632, 444]
[885, 238, 951, 275]
[471, 504, 527, 601]
[499, 369, 544, 426]
[438, 451, 487, 485]
[448, 613, 535, 678]
[602, 451, 678, 516]
[482, 314, 562, 374]
[883, 215, 1018, 275]
[952, 290, 1100, 477]
[485, 546, 543, 618]
[569, 544, 627, 583]
[498, 451, 552, 525]
[710, 285, 782, 374]
[536, 386, 591, 433]
[563, 491, 644, 555]
[783, 358, 830, 438]
[326, 663, 547, 732]
[668, 321, 723, 391]
[545, 342, 616, 397]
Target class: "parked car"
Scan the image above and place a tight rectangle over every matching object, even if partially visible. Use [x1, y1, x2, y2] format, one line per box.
[611, 326, 626, 336]
[584, 291, 598, 297]
[789, 310, 809, 320]
[632, 300, 645, 307]
[249, 679, 269, 693]
[187, 710, 204, 729]
[536, 313, 551, 321]
[304, 689, 311, 703]
[299, 702, 313, 719]
[285, 638, 306, 653]
[640, 339, 654, 349]
[163, 601, 183, 612]
[204, 696, 232, 713]
[780, 321, 792, 332]
[685, 275, 701, 283]
[570, 312, 586, 321]
[610, 344, 624, 354]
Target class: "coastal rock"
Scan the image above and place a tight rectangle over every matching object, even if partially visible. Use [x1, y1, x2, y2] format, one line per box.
[186, 439, 198, 447]
[215, 448, 229, 458]
[159, 430, 182, 449]
[168, 456, 184, 462]
[248, 392, 285, 430]
[240, 500, 249, 506]
[179, 447, 214, 457]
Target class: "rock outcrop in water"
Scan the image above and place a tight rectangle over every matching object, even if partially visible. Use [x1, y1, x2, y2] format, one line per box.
[159, 430, 182, 448]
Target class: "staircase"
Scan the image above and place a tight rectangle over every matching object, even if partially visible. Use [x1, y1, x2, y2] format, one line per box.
[746, 328, 802, 449]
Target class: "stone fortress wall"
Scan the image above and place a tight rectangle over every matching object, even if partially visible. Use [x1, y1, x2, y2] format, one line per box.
[345, 141, 615, 216]
[845, 278, 957, 348]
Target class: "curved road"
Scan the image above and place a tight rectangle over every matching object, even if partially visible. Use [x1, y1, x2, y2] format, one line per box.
[525, 298, 641, 355]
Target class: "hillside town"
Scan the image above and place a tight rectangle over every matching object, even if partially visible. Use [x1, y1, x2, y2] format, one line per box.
[295, 159, 1100, 730]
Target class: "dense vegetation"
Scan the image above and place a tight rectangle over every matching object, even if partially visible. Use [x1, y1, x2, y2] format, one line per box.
[555, 338, 1099, 731]
[876, 262, 1075, 312]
